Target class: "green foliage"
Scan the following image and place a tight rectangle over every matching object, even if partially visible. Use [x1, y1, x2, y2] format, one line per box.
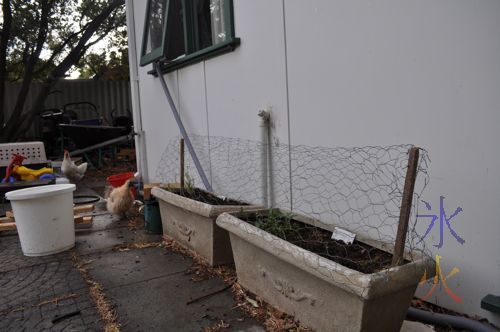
[183, 169, 196, 194]
[3, 0, 127, 82]
[254, 209, 297, 240]
[77, 49, 129, 80]
[1, 0, 126, 142]
[76, 0, 129, 80]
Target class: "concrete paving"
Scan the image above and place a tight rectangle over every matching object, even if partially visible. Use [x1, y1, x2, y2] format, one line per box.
[0, 179, 436, 332]
[0, 234, 104, 331]
[0, 181, 264, 332]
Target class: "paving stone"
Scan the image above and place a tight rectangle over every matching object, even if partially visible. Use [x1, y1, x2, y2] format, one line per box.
[84, 246, 191, 288]
[1, 260, 81, 310]
[0, 235, 70, 273]
[0, 182, 265, 332]
[75, 227, 162, 254]
[85, 246, 264, 332]
[0, 282, 103, 332]
[0, 252, 103, 332]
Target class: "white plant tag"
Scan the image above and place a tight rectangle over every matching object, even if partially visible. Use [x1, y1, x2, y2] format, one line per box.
[331, 227, 356, 245]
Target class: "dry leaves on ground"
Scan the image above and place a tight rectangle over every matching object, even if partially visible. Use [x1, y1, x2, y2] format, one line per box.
[71, 251, 120, 332]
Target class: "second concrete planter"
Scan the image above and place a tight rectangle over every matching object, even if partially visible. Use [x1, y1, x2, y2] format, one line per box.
[152, 187, 260, 266]
[216, 209, 435, 332]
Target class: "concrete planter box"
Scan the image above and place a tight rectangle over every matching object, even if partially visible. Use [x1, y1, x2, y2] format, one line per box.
[216, 209, 435, 332]
[151, 187, 260, 266]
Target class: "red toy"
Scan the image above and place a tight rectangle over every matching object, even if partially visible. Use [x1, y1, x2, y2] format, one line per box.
[2, 153, 26, 183]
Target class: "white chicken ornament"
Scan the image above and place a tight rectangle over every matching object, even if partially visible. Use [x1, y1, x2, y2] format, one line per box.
[61, 150, 88, 182]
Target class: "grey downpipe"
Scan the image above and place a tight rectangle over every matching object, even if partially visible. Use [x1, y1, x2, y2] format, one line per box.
[154, 62, 213, 192]
[258, 110, 269, 208]
[266, 111, 274, 207]
[125, 0, 148, 181]
[407, 307, 499, 332]
[258, 109, 274, 207]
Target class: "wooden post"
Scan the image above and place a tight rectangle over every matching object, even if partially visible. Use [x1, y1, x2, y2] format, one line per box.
[392, 147, 420, 266]
[180, 138, 185, 189]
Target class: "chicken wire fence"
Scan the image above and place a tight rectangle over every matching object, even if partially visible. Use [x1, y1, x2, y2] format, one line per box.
[156, 134, 431, 273]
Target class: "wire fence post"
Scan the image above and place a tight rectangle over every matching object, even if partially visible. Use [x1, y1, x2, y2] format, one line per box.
[180, 138, 185, 189]
[392, 146, 420, 266]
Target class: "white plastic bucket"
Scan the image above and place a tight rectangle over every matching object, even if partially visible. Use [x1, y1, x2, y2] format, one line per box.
[6, 184, 76, 256]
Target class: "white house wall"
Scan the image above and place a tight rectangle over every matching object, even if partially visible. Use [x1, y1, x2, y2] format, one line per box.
[204, 0, 290, 205]
[205, 0, 289, 142]
[284, 0, 500, 325]
[129, 0, 500, 325]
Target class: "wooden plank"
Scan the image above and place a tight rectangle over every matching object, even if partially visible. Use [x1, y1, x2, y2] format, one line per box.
[73, 204, 95, 214]
[75, 216, 93, 229]
[6, 211, 14, 218]
[143, 183, 162, 200]
[1, 216, 92, 232]
[0, 216, 14, 223]
[180, 138, 185, 189]
[392, 147, 420, 266]
[0, 222, 16, 231]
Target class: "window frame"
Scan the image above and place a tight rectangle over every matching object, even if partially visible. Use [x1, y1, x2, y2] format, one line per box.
[140, 0, 240, 73]
[140, 0, 170, 67]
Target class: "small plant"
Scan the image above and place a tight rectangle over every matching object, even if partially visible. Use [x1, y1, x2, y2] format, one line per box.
[182, 166, 196, 195]
[254, 209, 297, 240]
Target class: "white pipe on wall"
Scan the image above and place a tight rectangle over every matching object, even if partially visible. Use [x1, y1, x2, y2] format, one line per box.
[125, 0, 148, 181]
[258, 110, 269, 207]
[258, 109, 274, 207]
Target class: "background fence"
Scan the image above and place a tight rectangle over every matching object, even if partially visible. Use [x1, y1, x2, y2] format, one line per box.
[4, 79, 132, 139]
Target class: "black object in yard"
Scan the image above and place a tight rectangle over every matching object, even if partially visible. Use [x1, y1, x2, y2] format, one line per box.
[59, 124, 129, 149]
[73, 195, 100, 205]
[51, 310, 81, 324]
[144, 200, 163, 234]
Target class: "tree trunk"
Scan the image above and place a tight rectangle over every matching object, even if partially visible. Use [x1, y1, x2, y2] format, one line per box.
[1, 0, 125, 143]
[0, 0, 13, 128]
[2, 0, 51, 141]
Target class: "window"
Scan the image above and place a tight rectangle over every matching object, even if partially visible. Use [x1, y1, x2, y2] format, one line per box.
[140, 0, 240, 72]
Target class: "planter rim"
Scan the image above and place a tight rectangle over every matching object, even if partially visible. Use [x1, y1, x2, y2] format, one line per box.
[152, 187, 261, 218]
[216, 209, 435, 299]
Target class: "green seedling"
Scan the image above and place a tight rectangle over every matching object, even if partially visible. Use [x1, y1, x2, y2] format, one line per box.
[254, 208, 297, 240]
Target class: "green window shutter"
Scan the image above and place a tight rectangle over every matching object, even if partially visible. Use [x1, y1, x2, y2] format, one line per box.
[140, 0, 240, 70]
[140, 0, 169, 66]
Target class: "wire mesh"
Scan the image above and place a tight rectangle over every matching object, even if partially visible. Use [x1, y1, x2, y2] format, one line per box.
[155, 134, 431, 271]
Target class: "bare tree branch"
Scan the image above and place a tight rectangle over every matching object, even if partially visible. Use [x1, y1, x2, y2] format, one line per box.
[3, 0, 51, 139]
[0, 0, 13, 126]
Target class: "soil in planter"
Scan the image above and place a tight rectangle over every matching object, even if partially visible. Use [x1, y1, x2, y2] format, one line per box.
[168, 188, 248, 206]
[243, 209, 402, 274]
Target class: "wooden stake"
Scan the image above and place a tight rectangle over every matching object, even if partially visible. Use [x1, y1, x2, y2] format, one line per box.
[73, 204, 95, 214]
[392, 147, 420, 266]
[180, 138, 185, 189]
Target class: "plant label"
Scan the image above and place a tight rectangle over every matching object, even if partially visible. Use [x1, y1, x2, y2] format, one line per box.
[331, 227, 356, 245]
